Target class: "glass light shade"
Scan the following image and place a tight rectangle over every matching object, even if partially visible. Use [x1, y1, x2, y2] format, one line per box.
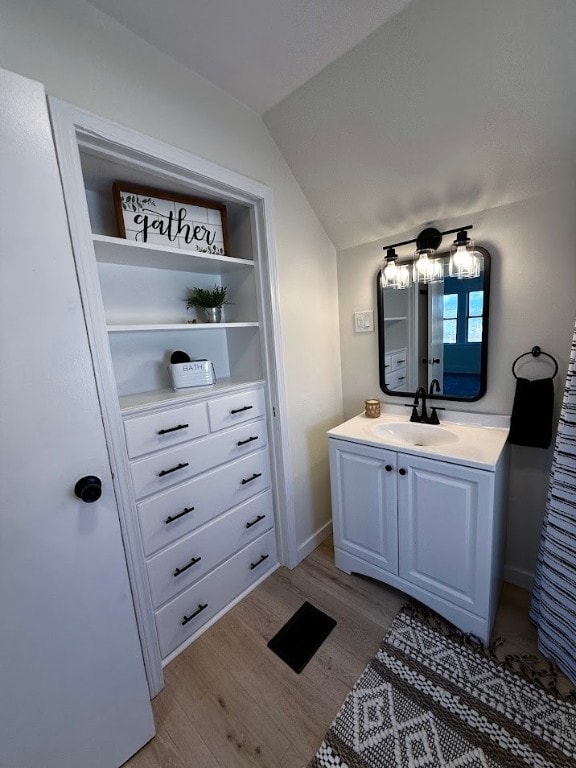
[412, 251, 443, 283]
[381, 258, 411, 290]
[449, 236, 481, 278]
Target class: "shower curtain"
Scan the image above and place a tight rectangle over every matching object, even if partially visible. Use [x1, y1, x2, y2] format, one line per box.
[530, 321, 576, 684]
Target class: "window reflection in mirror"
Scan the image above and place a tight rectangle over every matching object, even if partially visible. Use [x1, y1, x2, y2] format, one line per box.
[377, 248, 490, 402]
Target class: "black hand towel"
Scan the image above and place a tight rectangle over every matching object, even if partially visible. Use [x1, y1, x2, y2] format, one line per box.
[509, 376, 554, 448]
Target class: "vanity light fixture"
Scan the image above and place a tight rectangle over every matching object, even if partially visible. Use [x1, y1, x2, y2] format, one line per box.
[413, 227, 444, 283]
[382, 224, 476, 286]
[449, 230, 481, 279]
[413, 253, 443, 283]
[381, 247, 411, 290]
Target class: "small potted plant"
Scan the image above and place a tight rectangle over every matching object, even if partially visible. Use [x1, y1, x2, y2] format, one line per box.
[185, 284, 229, 323]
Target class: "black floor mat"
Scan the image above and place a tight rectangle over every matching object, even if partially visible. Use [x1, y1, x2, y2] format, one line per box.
[267, 601, 337, 673]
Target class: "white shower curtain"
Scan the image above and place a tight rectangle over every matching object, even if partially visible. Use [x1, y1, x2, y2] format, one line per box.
[530, 320, 576, 684]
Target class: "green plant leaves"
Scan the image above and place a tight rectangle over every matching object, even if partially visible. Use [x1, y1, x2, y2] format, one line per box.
[185, 284, 229, 309]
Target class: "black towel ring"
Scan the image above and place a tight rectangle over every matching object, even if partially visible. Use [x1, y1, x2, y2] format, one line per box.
[512, 345, 558, 380]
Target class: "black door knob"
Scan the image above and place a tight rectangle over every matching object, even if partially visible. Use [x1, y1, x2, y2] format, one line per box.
[74, 475, 102, 503]
[385, 464, 393, 472]
[399, 468, 407, 476]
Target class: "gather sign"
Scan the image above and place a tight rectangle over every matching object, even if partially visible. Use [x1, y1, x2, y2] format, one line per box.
[113, 182, 229, 256]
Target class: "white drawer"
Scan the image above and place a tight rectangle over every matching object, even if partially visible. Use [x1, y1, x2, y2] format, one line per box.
[208, 388, 265, 432]
[391, 349, 407, 371]
[137, 451, 271, 555]
[146, 493, 274, 608]
[155, 529, 278, 659]
[138, 454, 272, 556]
[130, 419, 268, 499]
[385, 368, 408, 391]
[124, 402, 209, 459]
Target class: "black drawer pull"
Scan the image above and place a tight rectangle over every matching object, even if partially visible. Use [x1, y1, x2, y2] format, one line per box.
[173, 556, 202, 576]
[158, 462, 189, 477]
[181, 603, 208, 626]
[398, 376, 406, 381]
[241, 472, 262, 485]
[250, 554, 269, 570]
[396, 359, 405, 364]
[231, 405, 253, 414]
[157, 423, 189, 435]
[399, 468, 407, 476]
[245, 514, 266, 529]
[164, 506, 194, 524]
[237, 435, 259, 446]
[385, 464, 393, 472]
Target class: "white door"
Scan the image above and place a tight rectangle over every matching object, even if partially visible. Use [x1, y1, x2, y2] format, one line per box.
[329, 441, 398, 573]
[427, 280, 444, 391]
[396, 454, 492, 615]
[0, 69, 154, 767]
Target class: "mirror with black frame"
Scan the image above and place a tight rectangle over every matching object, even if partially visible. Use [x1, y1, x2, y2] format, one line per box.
[376, 244, 491, 402]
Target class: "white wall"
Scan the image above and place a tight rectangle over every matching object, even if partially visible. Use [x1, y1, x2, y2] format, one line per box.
[0, 0, 342, 555]
[338, 189, 576, 586]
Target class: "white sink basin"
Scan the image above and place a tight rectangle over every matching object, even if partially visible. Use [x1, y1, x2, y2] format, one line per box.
[369, 421, 460, 448]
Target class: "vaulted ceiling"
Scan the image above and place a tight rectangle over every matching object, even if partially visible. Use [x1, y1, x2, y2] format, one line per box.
[87, 0, 413, 114]
[88, 0, 576, 251]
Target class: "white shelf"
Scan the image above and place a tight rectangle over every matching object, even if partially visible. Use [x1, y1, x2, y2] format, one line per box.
[107, 322, 259, 332]
[93, 234, 254, 274]
[119, 378, 265, 415]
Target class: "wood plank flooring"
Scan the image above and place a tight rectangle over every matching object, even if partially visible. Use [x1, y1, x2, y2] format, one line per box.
[124, 538, 570, 767]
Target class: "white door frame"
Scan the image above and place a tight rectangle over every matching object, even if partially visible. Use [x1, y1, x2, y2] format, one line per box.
[48, 98, 297, 695]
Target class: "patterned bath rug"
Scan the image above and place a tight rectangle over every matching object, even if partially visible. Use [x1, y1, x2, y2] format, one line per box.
[309, 604, 576, 767]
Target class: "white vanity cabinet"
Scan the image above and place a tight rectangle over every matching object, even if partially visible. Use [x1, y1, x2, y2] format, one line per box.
[329, 433, 508, 643]
[330, 443, 399, 574]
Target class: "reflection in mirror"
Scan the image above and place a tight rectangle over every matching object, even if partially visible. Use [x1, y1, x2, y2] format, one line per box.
[377, 248, 490, 401]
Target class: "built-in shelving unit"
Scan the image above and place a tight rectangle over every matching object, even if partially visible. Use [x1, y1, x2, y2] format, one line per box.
[107, 322, 259, 332]
[93, 233, 253, 273]
[77, 158, 263, 402]
[118, 377, 265, 414]
[49, 100, 293, 697]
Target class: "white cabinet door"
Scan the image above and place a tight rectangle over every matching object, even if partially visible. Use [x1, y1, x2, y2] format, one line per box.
[0, 69, 154, 768]
[397, 454, 493, 615]
[329, 440, 398, 573]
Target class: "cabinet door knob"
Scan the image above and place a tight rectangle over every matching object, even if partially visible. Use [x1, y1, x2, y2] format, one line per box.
[74, 475, 102, 503]
[385, 464, 393, 472]
[399, 468, 407, 476]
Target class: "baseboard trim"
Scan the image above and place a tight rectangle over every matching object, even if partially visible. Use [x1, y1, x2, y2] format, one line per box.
[296, 521, 333, 565]
[504, 565, 534, 592]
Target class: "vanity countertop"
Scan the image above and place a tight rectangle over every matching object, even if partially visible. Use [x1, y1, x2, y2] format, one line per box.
[328, 405, 510, 471]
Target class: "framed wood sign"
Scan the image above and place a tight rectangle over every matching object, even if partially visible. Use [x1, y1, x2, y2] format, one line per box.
[112, 182, 230, 255]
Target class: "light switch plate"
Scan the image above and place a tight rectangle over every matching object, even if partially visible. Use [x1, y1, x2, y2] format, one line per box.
[354, 310, 374, 333]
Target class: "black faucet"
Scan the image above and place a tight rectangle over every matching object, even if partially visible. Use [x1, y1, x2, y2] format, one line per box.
[408, 383, 444, 424]
[409, 386, 428, 423]
[426, 379, 445, 424]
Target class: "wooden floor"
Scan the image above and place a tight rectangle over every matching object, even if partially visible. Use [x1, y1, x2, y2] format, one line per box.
[124, 538, 567, 767]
